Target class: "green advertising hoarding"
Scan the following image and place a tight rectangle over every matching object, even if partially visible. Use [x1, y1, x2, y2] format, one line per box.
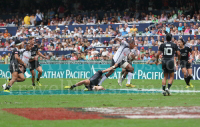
[0, 64, 164, 80]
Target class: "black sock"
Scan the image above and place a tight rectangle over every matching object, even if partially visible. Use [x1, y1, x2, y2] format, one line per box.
[9, 78, 11, 81]
[168, 83, 172, 89]
[37, 78, 40, 81]
[71, 84, 76, 89]
[123, 75, 126, 78]
[162, 85, 166, 91]
[32, 83, 35, 86]
[184, 77, 189, 86]
[5, 85, 11, 90]
[187, 75, 193, 85]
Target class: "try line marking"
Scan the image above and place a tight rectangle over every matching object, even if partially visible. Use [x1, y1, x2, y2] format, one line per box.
[113, 88, 200, 93]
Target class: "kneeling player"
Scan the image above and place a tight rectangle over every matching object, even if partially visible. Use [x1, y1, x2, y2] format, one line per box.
[177, 39, 194, 88]
[64, 67, 114, 91]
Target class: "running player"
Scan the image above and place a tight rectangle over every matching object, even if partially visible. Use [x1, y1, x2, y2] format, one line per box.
[156, 32, 181, 96]
[3, 40, 26, 92]
[97, 40, 135, 87]
[5, 42, 32, 84]
[118, 51, 137, 86]
[29, 37, 48, 88]
[64, 67, 114, 91]
[177, 39, 194, 88]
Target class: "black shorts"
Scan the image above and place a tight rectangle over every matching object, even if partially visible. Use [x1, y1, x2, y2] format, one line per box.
[162, 59, 175, 74]
[180, 61, 192, 69]
[10, 63, 22, 74]
[87, 77, 98, 91]
[86, 82, 95, 91]
[29, 60, 40, 71]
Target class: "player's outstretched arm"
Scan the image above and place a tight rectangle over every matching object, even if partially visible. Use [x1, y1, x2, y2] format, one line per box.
[102, 66, 115, 73]
[15, 54, 26, 68]
[37, 51, 48, 59]
[176, 50, 181, 65]
[155, 51, 161, 65]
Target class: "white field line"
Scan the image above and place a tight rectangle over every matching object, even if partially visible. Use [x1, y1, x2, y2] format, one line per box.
[112, 88, 200, 93]
[125, 115, 200, 119]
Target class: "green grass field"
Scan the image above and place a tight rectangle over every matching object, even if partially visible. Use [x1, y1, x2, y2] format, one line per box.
[0, 78, 200, 127]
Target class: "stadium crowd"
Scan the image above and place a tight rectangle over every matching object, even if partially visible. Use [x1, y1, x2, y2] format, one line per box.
[0, 0, 200, 63]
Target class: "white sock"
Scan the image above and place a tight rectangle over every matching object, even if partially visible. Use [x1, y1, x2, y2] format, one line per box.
[98, 75, 107, 86]
[127, 72, 133, 84]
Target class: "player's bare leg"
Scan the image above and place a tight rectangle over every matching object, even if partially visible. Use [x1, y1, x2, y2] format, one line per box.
[118, 69, 127, 86]
[125, 64, 135, 88]
[182, 68, 190, 88]
[4, 72, 18, 92]
[65, 79, 90, 90]
[187, 68, 193, 88]
[17, 73, 26, 82]
[98, 69, 114, 86]
[36, 66, 42, 86]
[31, 70, 36, 88]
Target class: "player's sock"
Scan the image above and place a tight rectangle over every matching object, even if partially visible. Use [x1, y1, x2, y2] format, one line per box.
[70, 84, 76, 89]
[37, 78, 40, 82]
[168, 83, 172, 89]
[98, 75, 107, 86]
[187, 75, 193, 84]
[122, 75, 125, 81]
[5, 85, 11, 90]
[32, 83, 35, 86]
[127, 72, 133, 84]
[162, 85, 166, 91]
[184, 77, 189, 85]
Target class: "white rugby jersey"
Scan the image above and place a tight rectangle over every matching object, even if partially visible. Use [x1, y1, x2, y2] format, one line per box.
[19, 49, 31, 68]
[113, 41, 130, 64]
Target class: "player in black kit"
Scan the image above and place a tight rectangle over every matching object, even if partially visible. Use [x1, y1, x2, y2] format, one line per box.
[177, 39, 194, 88]
[156, 32, 181, 96]
[64, 67, 114, 91]
[29, 37, 48, 88]
[3, 40, 26, 92]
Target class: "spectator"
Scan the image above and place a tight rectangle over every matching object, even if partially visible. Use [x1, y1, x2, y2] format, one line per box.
[102, 47, 109, 56]
[2, 52, 9, 64]
[124, 23, 130, 33]
[184, 26, 190, 34]
[35, 9, 44, 25]
[24, 14, 30, 26]
[130, 24, 138, 33]
[143, 52, 150, 61]
[0, 32, 3, 39]
[3, 29, 11, 38]
[121, 28, 128, 36]
[85, 52, 92, 60]
[70, 53, 77, 60]
[147, 55, 156, 64]
[140, 47, 145, 55]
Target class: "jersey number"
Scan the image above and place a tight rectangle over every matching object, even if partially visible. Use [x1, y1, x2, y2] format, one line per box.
[164, 48, 172, 55]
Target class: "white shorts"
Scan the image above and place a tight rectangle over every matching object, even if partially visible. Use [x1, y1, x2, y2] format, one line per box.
[120, 61, 129, 69]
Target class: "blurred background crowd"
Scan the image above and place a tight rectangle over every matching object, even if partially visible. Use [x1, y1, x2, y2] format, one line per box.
[0, 0, 200, 63]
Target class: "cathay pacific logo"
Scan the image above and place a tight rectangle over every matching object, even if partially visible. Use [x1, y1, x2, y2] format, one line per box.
[91, 65, 97, 74]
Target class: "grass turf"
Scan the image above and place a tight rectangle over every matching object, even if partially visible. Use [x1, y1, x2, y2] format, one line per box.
[0, 78, 200, 127]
